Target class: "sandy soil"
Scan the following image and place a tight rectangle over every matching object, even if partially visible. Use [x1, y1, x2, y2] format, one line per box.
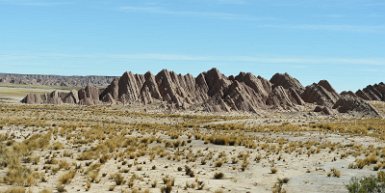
[0, 103, 384, 193]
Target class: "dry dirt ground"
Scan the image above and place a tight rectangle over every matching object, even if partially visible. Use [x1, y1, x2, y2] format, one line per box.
[0, 102, 385, 193]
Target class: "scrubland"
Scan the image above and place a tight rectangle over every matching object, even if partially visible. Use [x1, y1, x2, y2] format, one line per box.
[0, 103, 385, 193]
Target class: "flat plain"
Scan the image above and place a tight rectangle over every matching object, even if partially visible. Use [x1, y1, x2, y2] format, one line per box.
[1, 99, 385, 193]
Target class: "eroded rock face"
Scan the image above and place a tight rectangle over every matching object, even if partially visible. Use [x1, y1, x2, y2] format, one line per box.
[235, 72, 271, 101]
[78, 86, 100, 105]
[118, 72, 142, 102]
[301, 80, 340, 107]
[333, 96, 381, 117]
[100, 79, 119, 103]
[21, 93, 44, 104]
[155, 70, 191, 107]
[21, 68, 381, 115]
[62, 90, 79, 104]
[21, 90, 78, 105]
[356, 82, 385, 101]
[340, 91, 357, 98]
[140, 72, 162, 104]
[287, 88, 305, 105]
[267, 86, 294, 109]
[314, 106, 335, 115]
[270, 73, 304, 93]
[19, 69, 313, 111]
[221, 80, 261, 112]
[270, 73, 305, 106]
[203, 68, 231, 98]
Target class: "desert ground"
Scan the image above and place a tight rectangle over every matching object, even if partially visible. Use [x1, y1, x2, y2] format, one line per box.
[1, 85, 385, 193]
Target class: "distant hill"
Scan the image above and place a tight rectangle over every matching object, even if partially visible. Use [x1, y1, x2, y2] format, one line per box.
[0, 73, 117, 88]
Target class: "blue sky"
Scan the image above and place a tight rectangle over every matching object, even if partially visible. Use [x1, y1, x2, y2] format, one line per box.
[0, 0, 384, 91]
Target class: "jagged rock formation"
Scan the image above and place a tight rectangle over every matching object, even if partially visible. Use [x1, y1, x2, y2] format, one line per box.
[140, 72, 162, 104]
[100, 79, 119, 104]
[340, 91, 357, 98]
[78, 86, 101, 105]
[20, 68, 383, 116]
[356, 82, 385, 101]
[22, 90, 78, 105]
[270, 73, 305, 106]
[333, 96, 381, 117]
[301, 80, 340, 107]
[270, 73, 304, 93]
[266, 86, 295, 109]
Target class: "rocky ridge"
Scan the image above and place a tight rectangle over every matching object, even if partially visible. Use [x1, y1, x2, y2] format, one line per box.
[356, 82, 385, 102]
[21, 68, 382, 117]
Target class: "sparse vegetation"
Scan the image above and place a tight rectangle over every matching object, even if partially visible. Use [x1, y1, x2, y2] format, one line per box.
[3, 187, 25, 193]
[0, 102, 385, 192]
[58, 170, 76, 185]
[346, 172, 385, 193]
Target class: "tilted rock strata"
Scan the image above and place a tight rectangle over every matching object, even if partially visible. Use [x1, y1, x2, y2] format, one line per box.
[333, 96, 381, 117]
[21, 68, 381, 116]
[270, 73, 304, 93]
[78, 86, 101, 105]
[301, 80, 340, 107]
[269, 73, 305, 106]
[355, 82, 385, 101]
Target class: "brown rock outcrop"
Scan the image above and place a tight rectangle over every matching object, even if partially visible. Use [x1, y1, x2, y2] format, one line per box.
[333, 96, 381, 117]
[340, 91, 357, 98]
[356, 82, 385, 101]
[21, 90, 78, 105]
[118, 72, 142, 103]
[100, 79, 119, 103]
[270, 73, 304, 93]
[301, 80, 340, 107]
[21, 93, 45, 104]
[314, 106, 334, 115]
[155, 70, 190, 107]
[235, 72, 271, 101]
[140, 72, 162, 104]
[270, 73, 305, 106]
[78, 86, 100, 105]
[221, 80, 261, 112]
[62, 90, 79, 104]
[21, 68, 382, 116]
[266, 86, 295, 109]
[203, 68, 231, 98]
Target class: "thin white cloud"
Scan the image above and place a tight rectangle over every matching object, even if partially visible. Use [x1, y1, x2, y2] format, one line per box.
[119, 5, 275, 21]
[0, 0, 72, 6]
[268, 0, 385, 7]
[257, 24, 385, 33]
[187, 0, 248, 4]
[1, 53, 385, 66]
[119, 5, 384, 32]
[211, 0, 248, 5]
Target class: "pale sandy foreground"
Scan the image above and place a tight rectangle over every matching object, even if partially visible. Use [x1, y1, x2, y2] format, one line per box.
[0, 103, 385, 193]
